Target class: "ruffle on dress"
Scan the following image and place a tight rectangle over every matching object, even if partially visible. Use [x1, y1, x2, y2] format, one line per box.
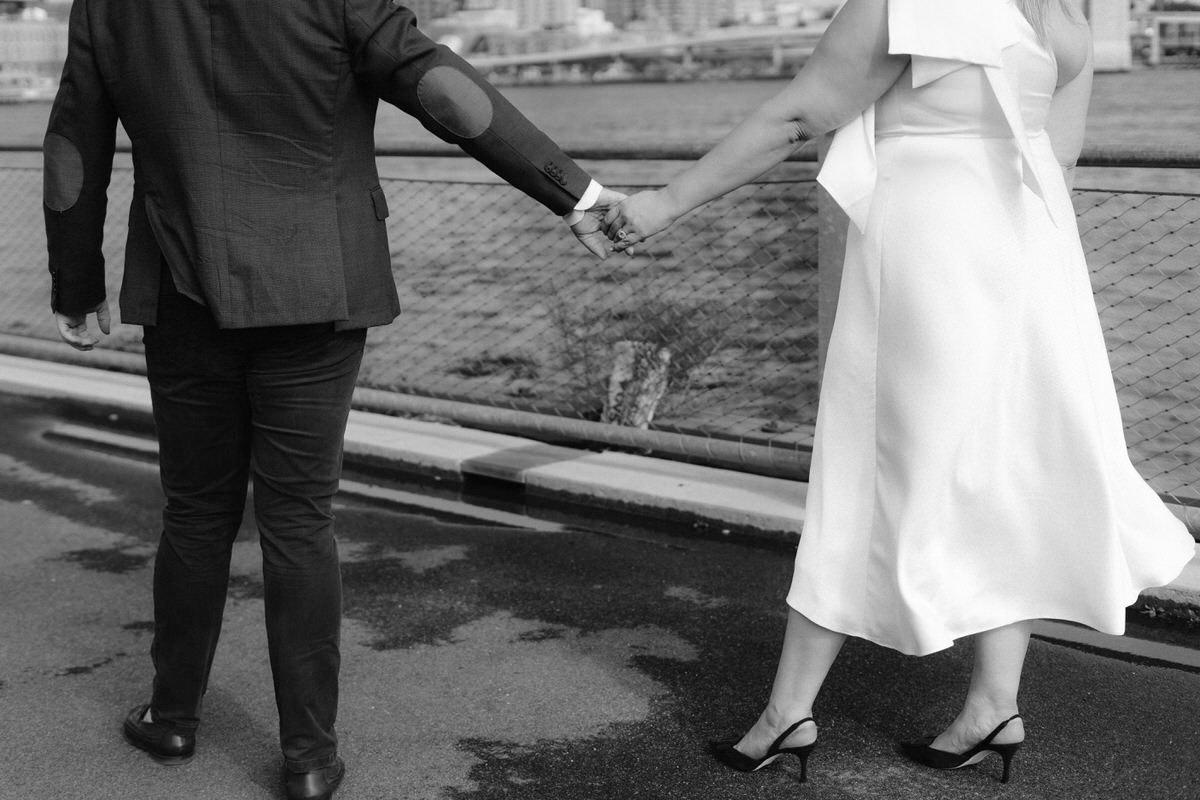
[817, 0, 1067, 233]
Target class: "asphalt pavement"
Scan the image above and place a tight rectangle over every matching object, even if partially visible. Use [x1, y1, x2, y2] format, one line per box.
[1, 354, 1198, 800]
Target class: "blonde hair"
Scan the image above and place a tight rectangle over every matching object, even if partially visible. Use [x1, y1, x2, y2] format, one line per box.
[1015, 0, 1081, 39]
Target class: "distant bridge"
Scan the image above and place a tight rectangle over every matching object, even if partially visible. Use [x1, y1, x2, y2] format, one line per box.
[460, 26, 825, 76]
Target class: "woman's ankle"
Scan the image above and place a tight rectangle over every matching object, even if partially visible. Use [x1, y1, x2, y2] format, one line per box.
[762, 702, 815, 729]
[936, 706, 1024, 750]
[735, 705, 817, 754]
[758, 705, 818, 747]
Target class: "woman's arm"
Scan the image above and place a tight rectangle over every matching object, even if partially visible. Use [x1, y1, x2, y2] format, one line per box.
[610, 0, 907, 243]
[1044, 12, 1094, 190]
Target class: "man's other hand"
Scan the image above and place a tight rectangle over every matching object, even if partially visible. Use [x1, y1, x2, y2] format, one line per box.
[55, 300, 111, 351]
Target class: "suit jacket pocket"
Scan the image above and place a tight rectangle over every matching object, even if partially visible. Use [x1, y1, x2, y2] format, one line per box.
[370, 185, 389, 220]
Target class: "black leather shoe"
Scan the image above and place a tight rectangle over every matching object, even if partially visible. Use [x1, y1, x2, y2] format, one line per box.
[122, 704, 195, 765]
[285, 757, 345, 800]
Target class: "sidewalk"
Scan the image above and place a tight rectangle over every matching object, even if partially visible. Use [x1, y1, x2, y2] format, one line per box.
[2, 351, 1197, 612]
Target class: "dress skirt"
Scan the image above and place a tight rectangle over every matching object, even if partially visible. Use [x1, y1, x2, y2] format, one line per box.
[787, 132, 1195, 656]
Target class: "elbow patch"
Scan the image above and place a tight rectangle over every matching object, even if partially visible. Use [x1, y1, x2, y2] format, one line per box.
[44, 132, 84, 212]
[417, 66, 493, 139]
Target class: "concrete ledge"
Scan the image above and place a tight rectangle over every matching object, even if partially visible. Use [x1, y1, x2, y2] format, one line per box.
[0, 353, 152, 413]
[520, 450, 803, 534]
[343, 409, 804, 536]
[1, 353, 803, 537]
[1143, 551, 1200, 607]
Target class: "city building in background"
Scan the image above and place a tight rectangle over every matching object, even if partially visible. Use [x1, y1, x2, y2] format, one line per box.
[1, 0, 1196, 100]
[405, 0, 464, 24]
[429, 0, 841, 31]
[0, 0, 62, 101]
[1129, 0, 1200, 66]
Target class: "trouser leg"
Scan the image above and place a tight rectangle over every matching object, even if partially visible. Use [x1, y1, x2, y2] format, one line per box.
[245, 324, 366, 771]
[143, 291, 252, 728]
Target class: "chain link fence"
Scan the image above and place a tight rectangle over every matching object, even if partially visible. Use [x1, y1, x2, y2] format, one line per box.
[365, 169, 820, 443]
[1078, 183, 1200, 504]
[1, 146, 1198, 515]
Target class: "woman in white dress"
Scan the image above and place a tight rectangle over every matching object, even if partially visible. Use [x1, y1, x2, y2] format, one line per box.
[605, 0, 1194, 784]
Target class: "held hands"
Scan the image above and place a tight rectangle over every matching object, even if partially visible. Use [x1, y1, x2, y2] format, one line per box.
[602, 189, 679, 254]
[55, 300, 111, 351]
[569, 186, 629, 259]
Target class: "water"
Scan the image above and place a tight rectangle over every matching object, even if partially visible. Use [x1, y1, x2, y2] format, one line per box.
[3, 69, 1197, 151]
[381, 70, 1200, 151]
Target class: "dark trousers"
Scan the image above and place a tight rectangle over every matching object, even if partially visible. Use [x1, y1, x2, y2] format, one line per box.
[142, 277, 366, 772]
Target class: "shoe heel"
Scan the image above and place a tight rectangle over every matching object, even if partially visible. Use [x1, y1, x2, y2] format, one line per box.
[993, 743, 1021, 784]
[790, 746, 813, 782]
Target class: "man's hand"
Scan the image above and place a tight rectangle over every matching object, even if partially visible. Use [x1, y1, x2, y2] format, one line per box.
[569, 187, 628, 259]
[55, 300, 111, 351]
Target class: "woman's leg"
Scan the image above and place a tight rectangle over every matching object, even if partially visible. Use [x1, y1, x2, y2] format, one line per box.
[930, 620, 1031, 752]
[733, 608, 846, 755]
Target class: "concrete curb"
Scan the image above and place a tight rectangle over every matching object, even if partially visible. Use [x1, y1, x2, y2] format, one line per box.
[3, 352, 1196, 613]
[0, 353, 805, 540]
[341, 406, 806, 538]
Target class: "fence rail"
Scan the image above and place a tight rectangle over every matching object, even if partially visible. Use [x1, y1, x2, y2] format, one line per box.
[2, 144, 1198, 530]
[7, 140, 1197, 166]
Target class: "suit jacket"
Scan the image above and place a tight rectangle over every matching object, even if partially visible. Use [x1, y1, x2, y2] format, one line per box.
[44, 0, 593, 329]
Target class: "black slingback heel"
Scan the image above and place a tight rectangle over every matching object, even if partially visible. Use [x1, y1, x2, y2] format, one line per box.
[900, 713, 1023, 783]
[710, 717, 817, 782]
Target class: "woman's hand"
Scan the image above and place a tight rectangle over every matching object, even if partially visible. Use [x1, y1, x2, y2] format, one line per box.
[604, 189, 680, 253]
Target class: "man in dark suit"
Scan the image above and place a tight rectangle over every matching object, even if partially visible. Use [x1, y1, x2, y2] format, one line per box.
[44, 2, 622, 798]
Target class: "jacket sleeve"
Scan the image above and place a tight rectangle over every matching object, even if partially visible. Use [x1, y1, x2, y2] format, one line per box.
[344, 0, 591, 216]
[43, 0, 118, 315]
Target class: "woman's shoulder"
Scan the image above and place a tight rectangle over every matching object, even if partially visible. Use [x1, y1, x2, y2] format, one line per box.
[1045, 4, 1092, 86]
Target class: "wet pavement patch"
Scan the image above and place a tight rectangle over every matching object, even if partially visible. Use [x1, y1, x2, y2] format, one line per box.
[440, 713, 764, 800]
[516, 627, 566, 643]
[328, 503, 821, 799]
[58, 546, 150, 574]
[57, 656, 116, 677]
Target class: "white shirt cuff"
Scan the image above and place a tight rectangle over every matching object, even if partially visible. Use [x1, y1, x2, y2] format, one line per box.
[563, 179, 603, 226]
